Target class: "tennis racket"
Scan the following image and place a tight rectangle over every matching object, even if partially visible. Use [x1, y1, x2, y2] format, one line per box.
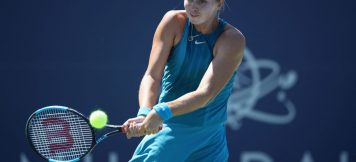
[25, 105, 132, 162]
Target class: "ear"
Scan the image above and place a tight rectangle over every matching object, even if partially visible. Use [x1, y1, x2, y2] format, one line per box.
[218, 0, 224, 8]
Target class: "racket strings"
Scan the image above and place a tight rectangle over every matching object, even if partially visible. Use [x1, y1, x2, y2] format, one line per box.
[28, 109, 93, 161]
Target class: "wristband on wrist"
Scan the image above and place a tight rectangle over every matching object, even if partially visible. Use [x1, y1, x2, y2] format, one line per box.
[137, 106, 151, 117]
[153, 102, 173, 121]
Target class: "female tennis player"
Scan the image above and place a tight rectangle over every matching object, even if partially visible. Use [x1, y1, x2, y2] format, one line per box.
[123, 0, 245, 161]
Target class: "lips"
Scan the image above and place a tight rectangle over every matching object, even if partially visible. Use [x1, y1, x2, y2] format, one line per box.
[190, 12, 199, 18]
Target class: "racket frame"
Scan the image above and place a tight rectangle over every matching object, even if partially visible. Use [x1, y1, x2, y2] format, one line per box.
[25, 105, 123, 162]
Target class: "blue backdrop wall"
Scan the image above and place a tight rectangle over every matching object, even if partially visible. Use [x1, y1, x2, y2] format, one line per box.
[1, 0, 355, 161]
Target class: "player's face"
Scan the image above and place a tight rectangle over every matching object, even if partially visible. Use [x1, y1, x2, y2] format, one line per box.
[184, 0, 221, 25]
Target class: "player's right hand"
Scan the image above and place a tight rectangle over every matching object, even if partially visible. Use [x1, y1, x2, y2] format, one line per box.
[122, 116, 145, 139]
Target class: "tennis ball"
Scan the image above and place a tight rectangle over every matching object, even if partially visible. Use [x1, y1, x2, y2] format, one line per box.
[89, 110, 108, 129]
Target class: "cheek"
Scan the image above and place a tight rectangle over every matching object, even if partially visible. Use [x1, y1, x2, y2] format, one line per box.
[184, 4, 191, 13]
[184, 0, 190, 10]
[200, 6, 216, 16]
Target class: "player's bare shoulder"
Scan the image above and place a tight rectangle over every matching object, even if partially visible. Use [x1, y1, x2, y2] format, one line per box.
[214, 23, 245, 58]
[164, 10, 187, 24]
[161, 10, 187, 45]
[154, 10, 187, 46]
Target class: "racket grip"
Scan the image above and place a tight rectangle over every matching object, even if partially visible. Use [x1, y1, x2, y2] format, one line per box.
[132, 123, 163, 131]
[106, 124, 124, 132]
[108, 123, 163, 133]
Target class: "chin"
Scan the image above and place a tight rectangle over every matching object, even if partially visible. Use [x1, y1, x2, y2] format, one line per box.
[189, 17, 203, 25]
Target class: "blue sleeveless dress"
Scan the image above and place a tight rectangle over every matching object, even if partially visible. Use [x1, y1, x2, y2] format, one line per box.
[130, 17, 235, 162]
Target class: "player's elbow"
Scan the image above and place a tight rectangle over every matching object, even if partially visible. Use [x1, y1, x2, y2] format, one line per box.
[196, 87, 219, 107]
[142, 73, 162, 85]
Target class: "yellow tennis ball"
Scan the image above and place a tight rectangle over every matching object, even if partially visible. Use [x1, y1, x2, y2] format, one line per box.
[89, 110, 108, 129]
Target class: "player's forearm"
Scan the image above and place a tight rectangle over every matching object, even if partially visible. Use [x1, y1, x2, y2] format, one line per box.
[138, 74, 161, 109]
[166, 89, 212, 117]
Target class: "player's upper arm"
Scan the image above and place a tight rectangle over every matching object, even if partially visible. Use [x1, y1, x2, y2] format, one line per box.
[144, 10, 185, 80]
[197, 28, 245, 100]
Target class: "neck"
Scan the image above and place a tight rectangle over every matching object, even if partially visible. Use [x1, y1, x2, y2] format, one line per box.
[194, 17, 219, 34]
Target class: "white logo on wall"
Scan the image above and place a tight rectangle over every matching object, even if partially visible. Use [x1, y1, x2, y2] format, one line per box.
[227, 48, 298, 130]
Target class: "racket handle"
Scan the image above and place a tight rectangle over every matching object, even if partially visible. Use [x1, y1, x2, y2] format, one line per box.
[106, 123, 143, 133]
[106, 123, 162, 133]
[106, 124, 123, 132]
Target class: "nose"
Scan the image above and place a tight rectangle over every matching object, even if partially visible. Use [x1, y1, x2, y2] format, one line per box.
[189, 0, 199, 11]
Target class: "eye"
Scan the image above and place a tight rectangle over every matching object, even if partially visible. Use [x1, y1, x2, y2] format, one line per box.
[197, 0, 207, 5]
[187, 0, 206, 5]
